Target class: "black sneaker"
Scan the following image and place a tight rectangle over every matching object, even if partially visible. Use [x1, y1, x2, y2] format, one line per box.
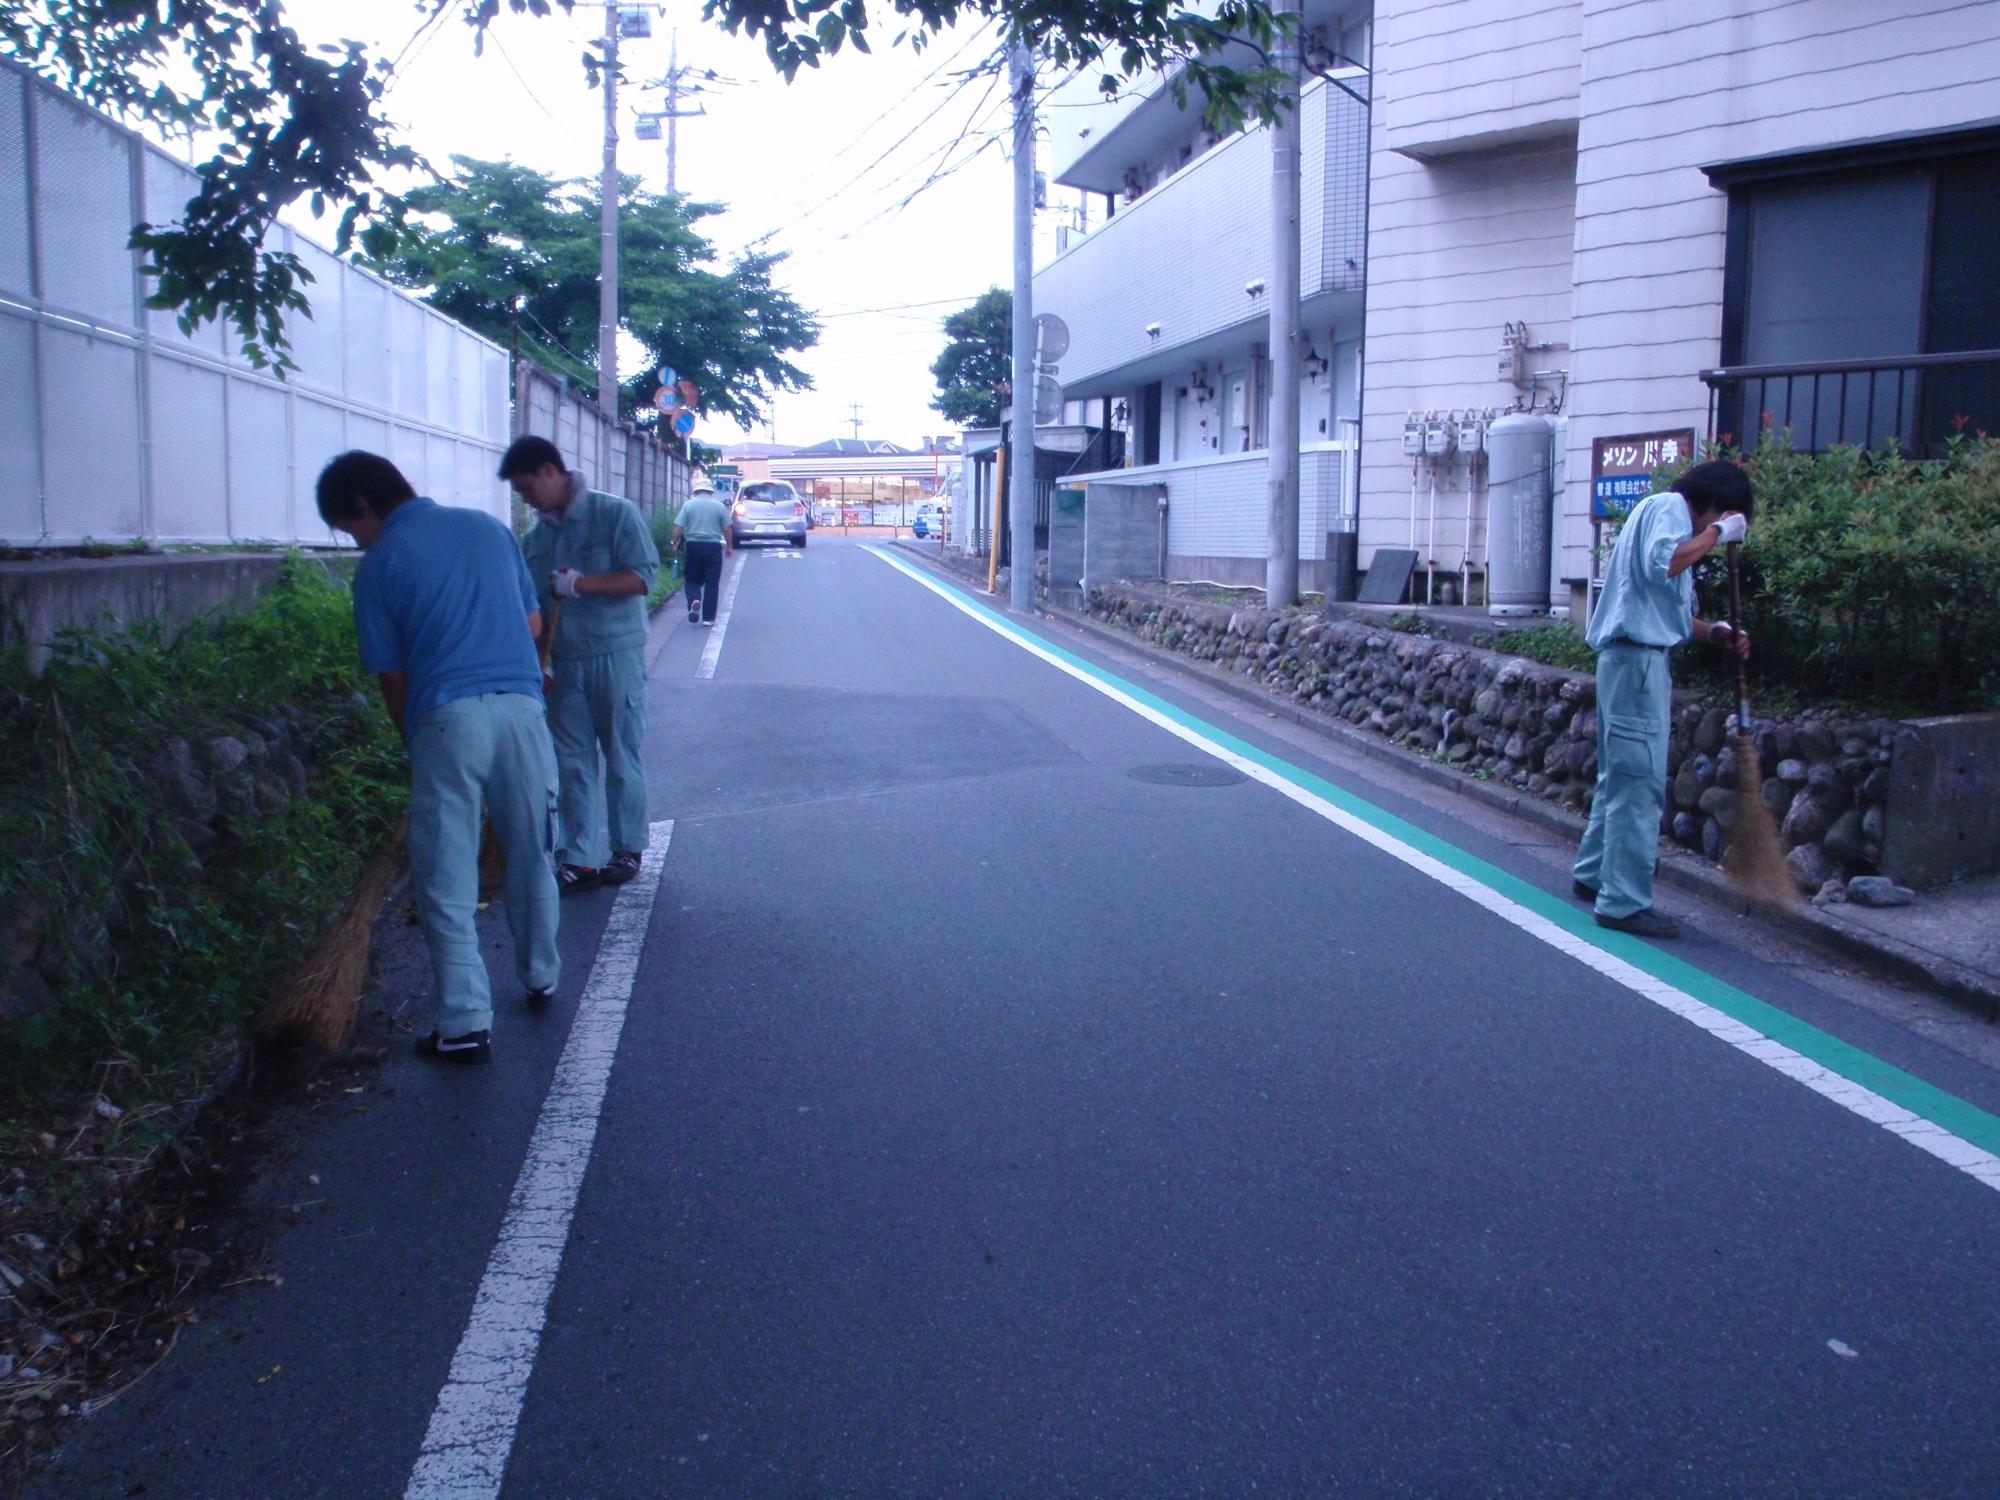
[526, 986, 555, 1010]
[688, 604, 700, 623]
[417, 1029, 492, 1065]
[557, 863, 600, 895]
[1572, 879, 1598, 902]
[1594, 907, 1681, 939]
[601, 850, 642, 885]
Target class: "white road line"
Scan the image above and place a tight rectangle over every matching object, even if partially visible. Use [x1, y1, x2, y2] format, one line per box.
[864, 546, 2000, 1197]
[404, 821, 673, 1500]
[696, 557, 743, 680]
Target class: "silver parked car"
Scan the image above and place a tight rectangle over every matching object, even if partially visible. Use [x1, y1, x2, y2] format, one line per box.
[732, 481, 809, 547]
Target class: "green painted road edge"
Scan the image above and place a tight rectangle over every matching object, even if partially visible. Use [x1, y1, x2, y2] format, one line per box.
[886, 551, 2000, 1159]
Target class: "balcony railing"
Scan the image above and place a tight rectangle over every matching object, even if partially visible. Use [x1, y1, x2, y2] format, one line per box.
[1700, 349, 2000, 456]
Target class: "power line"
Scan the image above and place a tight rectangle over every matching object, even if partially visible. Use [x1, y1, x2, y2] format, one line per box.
[487, 27, 594, 148]
[816, 294, 985, 319]
[794, 22, 1000, 179]
[744, 33, 1008, 250]
[832, 63, 1011, 242]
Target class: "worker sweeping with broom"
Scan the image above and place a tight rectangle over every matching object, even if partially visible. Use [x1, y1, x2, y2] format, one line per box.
[315, 451, 561, 1064]
[1572, 459, 1755, 938]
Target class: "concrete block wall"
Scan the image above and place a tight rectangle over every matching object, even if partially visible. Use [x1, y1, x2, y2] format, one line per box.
[1083, 484, 1166, 584]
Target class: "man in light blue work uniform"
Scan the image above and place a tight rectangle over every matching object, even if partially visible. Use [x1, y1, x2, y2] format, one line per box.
[503, 436, 661, 895]
[317, 451, 560, 1065]
[674, 478, 733, 625]
[1573, 459, 1754, 938]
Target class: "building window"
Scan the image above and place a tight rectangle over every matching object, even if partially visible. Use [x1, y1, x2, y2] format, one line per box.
[1715, 136, 2000, 453]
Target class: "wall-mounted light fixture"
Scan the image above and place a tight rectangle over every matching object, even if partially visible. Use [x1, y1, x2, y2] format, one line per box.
[1303, 343, 1330, 380]
[1145, 321, 1163, 340]
[1190, 371, 1214, 403]
[1113, 400, 1130, 426]
[1245, 277, 1266, 298]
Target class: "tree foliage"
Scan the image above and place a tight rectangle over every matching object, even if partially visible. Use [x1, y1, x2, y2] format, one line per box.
[930, 287, 1011, 429]
[376, 156, 817, 429]
[1, 0, 1290, 367]
[3, 0, 419, 368]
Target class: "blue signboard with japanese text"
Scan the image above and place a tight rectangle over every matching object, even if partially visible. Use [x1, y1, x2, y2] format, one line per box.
[1591, 429, 1696, 521]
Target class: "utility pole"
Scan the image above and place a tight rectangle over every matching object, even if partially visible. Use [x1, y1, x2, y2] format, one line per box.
[848, 403, 865, 439]
[597, 1, 621, 419]
[1265, 2, 1303, 606]
[1008, 41, 1037, 613]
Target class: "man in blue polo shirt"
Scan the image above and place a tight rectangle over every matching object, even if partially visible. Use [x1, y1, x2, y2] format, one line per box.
[1573, 459, 1754, 939]
[316, 451, 561, 1065]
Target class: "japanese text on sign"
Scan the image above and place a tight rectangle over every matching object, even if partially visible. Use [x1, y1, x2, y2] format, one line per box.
[1591, 429, 1696, 521]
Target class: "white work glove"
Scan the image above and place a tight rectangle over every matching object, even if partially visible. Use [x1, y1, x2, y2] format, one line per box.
[1711, 511, 1749, 546]
[551, 567, 582, 599]
[1709, 621, 1750, 650]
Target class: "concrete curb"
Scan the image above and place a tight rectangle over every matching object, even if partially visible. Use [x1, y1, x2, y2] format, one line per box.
[881, 542, 1999, 1019]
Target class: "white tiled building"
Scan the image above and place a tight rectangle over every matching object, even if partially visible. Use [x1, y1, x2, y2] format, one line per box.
[1034, 2, 1373, 590]
[1034, 0, 2000, 608]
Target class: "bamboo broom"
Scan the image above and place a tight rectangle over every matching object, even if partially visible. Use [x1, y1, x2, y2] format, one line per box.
[257, 816, 408, 1053]
[1722, 541, 1797, 910]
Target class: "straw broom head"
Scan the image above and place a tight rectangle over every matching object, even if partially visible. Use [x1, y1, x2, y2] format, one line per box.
[1721, 541, 1797, 910]
[256, 817, 408, 1053]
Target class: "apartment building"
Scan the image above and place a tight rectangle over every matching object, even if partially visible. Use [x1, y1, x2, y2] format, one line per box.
[1033, 0, 2000, 609]
[1033, 2, 1374, 591]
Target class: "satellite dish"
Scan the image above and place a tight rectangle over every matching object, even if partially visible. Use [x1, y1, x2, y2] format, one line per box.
[1034, 313, 1070, 363]
[1034, 374, 1064, 425]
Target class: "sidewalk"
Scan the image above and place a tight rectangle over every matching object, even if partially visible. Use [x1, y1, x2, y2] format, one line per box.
[886, 540, 2000, 1020]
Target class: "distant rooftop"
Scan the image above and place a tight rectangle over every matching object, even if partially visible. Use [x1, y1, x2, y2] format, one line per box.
[720, 441, 800, 459]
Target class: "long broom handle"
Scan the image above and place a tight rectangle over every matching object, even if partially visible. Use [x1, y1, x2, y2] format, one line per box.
[1726, 540, 1751, 733]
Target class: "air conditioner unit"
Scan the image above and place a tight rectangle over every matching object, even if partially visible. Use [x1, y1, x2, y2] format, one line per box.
[618, 6, 652, 38]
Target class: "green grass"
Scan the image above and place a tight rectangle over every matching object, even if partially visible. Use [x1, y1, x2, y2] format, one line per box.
[1493, 622, 1596, 673]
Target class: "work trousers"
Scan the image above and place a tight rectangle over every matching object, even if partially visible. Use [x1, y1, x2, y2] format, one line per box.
[683, 540, 725, 623]
[1573, 641, 1672, 919]
[548, 644, 649, 869]
[407, 692, 561, 1036]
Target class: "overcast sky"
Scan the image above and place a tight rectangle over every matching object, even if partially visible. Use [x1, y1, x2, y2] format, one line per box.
[263, 0, 1027, 450]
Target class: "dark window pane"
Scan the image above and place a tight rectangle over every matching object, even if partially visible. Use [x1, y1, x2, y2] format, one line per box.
[1925, 151, 2000, 353]
[1745, 171, 1927, 363]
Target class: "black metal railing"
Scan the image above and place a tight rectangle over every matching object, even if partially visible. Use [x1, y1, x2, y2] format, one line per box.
[1701, 348, 2000, 456]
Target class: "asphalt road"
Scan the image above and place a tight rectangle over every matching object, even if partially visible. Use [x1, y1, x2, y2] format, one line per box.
[35, 535, 2000, 1498]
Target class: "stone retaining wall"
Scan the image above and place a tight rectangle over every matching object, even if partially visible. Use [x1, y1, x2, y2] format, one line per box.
[1083, 584, 1898, 896]
[0, 698, 367, 1026]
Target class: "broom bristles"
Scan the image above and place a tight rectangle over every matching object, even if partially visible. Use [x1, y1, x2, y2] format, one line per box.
[1727, 733, 1797, 911]
[257, 822, 407, 1053]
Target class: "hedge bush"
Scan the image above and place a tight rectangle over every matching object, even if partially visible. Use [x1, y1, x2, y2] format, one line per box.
[1680, 431, 2000, 714]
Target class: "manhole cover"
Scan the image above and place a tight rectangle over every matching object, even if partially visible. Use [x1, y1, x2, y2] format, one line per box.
[1124, 762, 1247, 787]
